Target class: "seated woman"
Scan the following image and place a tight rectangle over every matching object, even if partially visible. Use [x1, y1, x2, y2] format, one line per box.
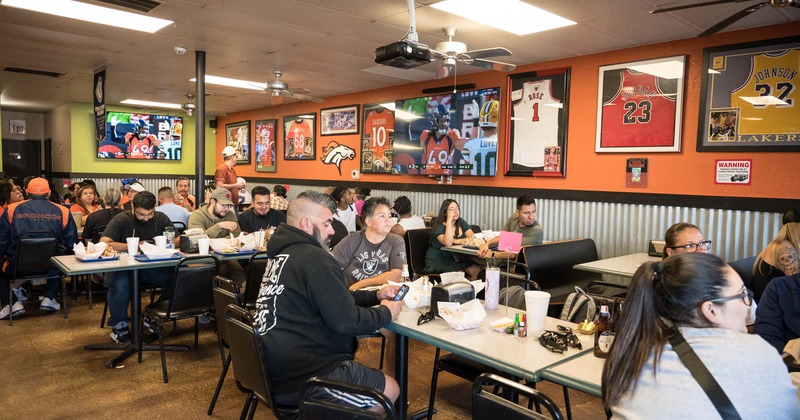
[663, 222, 711, 259]
[602, 253, 799, 418]
[391, 195, 426, 235]
[752, 218, 800, 303]
[69, 184, 101, 225]
[754, 274, 800, 355]
[424, 199, 482, 280]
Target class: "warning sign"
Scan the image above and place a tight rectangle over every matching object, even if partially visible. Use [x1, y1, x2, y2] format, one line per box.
[715, 159, 751, 185]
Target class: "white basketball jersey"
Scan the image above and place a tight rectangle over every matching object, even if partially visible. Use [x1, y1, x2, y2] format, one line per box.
[512, 79, 560, 168]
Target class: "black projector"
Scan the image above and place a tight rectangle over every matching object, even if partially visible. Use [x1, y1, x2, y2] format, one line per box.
[374, 41, 431, 69]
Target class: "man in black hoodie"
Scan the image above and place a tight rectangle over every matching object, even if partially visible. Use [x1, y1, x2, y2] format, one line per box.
[253, 190, 403, 410]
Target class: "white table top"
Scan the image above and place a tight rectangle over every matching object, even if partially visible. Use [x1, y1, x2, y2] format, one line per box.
[573, 252, 660, 278]
[385, 304, 593, 383]
[50, 252, 247, 276]
[441, 244, 480, 256]
[540, 350, 605, 397]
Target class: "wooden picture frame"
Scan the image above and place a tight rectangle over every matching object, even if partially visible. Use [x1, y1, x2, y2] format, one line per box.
[320, 104, 359, 136]
[361, 103, 395, 173]
[596, 56, 685, 153]
[254, 119, 277, 172]
[225, 120, 250, 164]
[283, 113, 316, 160]
[506, 68, 570, 177]
[697, 36, 800, 152]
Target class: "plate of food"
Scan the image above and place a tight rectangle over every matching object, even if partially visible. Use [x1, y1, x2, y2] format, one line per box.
[213, 247, 257, 257]
[77, 247, 121, 262]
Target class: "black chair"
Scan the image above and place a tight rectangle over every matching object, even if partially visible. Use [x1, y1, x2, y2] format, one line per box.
[172, 221, 187, 235]
[470, 225, 482, 234]
[427, 348, 507, 419]
[8, 231, 68, 325]
[138, 255, 220, 383]
[403, 228, 440, 282]
[729, 256, 757, 290]
[243, 250, 270, 309]
[473, 373, 564, 420]
[225, 304, 299, 420]
[299, 376, 396, 420]
[208, 276, 244, 415]
[84, 223, 108, 309]
[519, 239, 602, 306]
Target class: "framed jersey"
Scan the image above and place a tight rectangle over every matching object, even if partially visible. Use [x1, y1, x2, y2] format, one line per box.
[507, 68, 571, 177]
[254, 119, 277, 173]
[361, 104, 395, 173]
[697, 36, 800, 152]
[225, 120, 250, 164]
[283, 113, 316, 160]
[596, 56, 685, 153]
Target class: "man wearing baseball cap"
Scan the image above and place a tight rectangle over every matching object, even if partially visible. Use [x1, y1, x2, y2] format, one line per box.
[0, 177, 78, 319]
[188, 188, 246, 285]
[215, 146, 244, 213]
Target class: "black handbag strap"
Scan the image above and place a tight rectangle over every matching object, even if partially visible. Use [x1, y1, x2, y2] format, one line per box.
[668, 331, 742, 420]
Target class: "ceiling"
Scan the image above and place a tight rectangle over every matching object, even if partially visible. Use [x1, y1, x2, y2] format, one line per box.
[1, 0, 798, 116]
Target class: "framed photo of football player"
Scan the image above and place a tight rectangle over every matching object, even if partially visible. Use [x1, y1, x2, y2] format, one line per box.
[361, 103, 395, 173]
[320, 104, 359, 136]
[697, 36, 800, 152]
[254, 119, 277, 173]
[283, 113, 316, 160]
[596, 56, 685, 153]
[507, 68, 571, 177]
[225, 120, 251, 164]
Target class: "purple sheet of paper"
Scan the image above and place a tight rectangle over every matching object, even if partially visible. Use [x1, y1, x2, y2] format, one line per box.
[498, 231, 523, 253]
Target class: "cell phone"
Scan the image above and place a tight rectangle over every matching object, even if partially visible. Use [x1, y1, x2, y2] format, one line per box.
[393, 284, 410, 301]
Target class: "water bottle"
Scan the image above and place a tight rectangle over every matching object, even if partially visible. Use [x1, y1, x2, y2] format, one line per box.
[418, 276, 432, 313]
[401, 264, 410, 283]
[484, 264, 500, 310]
[163, 226, 175, 249]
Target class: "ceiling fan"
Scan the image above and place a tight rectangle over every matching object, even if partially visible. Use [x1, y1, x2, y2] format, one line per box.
[429, 27, 516, 79]
[264, 70, 324, 103]
[651, 0, 799, 36]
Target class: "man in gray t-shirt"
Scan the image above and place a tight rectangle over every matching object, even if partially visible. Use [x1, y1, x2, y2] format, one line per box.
[332, 197, 405, 290]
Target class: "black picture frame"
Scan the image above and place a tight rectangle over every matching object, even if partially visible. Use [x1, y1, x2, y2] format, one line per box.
[225, 120, 250, 164]
[320, 104, 359, 136]
[254, 119, 277, 172]
[283, 113, 316, 160]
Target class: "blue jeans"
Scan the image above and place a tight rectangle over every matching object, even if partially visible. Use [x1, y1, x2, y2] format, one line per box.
[106, 267, 172, 329]
[0, 270, 61, 306]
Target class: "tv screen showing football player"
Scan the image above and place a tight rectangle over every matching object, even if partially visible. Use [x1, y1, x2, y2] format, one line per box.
[98, 112, 182, 160]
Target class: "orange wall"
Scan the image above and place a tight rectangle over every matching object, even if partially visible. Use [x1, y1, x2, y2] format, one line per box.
[218, 22, 800, 200]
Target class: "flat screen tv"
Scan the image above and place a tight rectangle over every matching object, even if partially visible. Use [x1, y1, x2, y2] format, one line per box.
[97, 112, 183, 160]
[393, 87, 500, 177]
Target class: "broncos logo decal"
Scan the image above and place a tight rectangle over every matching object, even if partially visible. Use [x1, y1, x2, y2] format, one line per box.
[321, 141, 356, 175]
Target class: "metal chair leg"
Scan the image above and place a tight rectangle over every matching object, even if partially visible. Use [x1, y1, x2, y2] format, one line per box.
[207, 353, 232, 415]
[427, 347, 442, 420]
[563, 385, 572, 420]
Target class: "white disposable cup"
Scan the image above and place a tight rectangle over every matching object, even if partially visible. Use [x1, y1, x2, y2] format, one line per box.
[198, 238, 211, 255]
[484, 267, 500, 310]
[153, 235, 167, 248]
[791, 372, 800, 400]
[253, 231, 265, 248]
[524, 290, 551, 333]
[126, 237, 139, 255]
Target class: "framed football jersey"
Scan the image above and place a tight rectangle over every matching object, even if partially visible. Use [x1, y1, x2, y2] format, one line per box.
[361, 104, 395, 173]
[697, 36, 800, 152]
[283, 113, 316, 160]
[255, 119, 277, 173]
[596, 56, 685, 153]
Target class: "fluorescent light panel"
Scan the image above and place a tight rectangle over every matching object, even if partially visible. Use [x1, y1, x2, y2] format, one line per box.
[431, 0, 575, 36]
[1, 0, 173, 33]
[121, 99, 182, 109]
[738, 96, 788, 106]
[191, 75, 265, 91]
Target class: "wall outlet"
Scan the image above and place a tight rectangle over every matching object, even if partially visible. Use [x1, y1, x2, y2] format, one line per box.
[351, 169, 360, 179]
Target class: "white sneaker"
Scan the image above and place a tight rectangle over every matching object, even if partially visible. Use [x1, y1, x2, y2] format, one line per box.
[12, 287, 28, 302]
[40, 297, 60, 312]
[0, 301, 25, 320]
[0, 305, 10, 320]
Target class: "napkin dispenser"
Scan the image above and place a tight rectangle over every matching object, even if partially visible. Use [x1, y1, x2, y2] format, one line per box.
[431, 281, 475, 318]
[179, 233, 206, 253]
[648, 239, 666, 257]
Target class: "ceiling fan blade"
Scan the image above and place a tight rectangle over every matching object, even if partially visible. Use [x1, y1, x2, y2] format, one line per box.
[469, 58, 516, 72]
[650, 0, 738, 14]
[436, 63, 454, 79]
[698, 1, 769, 36]
[461, 47, 512, 60]
[285, 91, 324, 103]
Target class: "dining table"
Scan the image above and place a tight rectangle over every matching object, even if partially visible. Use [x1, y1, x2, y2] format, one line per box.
[573, 252, 660, 278]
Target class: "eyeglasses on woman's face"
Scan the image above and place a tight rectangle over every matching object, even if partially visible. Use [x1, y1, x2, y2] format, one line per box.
[708, 285, 753, 307]
[669, 240, 712, 253]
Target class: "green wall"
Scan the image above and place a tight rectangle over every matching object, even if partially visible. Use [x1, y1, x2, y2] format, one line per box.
[71, 103, 216, 175]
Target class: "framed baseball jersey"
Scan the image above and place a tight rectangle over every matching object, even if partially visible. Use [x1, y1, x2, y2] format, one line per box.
[255, 119, 277, 173]
[283, 114, 316, 160]
[361, 104, 395, 173]
[596, 56, 685, 153]
[698, 36, 800, 152]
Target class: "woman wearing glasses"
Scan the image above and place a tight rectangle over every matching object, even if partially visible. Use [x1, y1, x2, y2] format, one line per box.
[424, 199, 482, 280]
[602, 253, 799, 418]
[663, 222, 712, 259]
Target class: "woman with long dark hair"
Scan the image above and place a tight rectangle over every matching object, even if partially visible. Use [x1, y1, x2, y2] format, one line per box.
[602, 253, 798, 418]
[423, 198, 481, 279]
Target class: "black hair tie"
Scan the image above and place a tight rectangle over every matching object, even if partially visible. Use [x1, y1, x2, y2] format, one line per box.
[653, 261, 665, 282]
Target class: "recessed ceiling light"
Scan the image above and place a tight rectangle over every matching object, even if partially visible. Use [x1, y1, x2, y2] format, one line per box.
[121, 99, 182, 109]
[1, 0, 173, 33]
[431, 0, 575, 36]
[191, 75, 265, 90]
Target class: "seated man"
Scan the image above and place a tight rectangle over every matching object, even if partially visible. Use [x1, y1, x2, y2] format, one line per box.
[254, 191, 403, 410]
[332, 197, 404, 290]
[175, 176, 196, 211]
[478, 194, 543, 260]
[237, 186, 286, 234]
[754, 274, 800, 354]
[188, 188, 246, 285]
[155, 186, 190, 227]
[101, 191, 174, 343]
[0, 178, 78, 319]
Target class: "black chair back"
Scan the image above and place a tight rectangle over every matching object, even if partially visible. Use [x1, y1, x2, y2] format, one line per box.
[404, 228, 434, 279]
[91, 224, 108, 244]
[213, 276, 242, 346]
[167, 255, 219, 318]
[14, 231, 59, 278]
[244, 250, 270, 307]
[729, 256, 757, 289]
[299, 376, 396, 419]
[520, 239, 601, 302]
[172, 221, 187, 235]
[470, 225, 482, 234]
[473, 373, 564, 420]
